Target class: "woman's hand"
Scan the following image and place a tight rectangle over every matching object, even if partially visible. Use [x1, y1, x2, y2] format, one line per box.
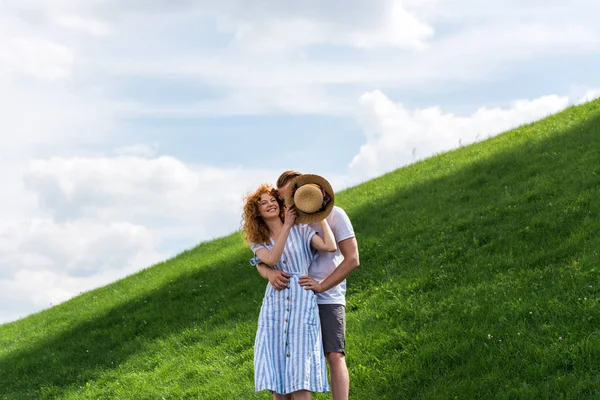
[283, 204, 297, 228]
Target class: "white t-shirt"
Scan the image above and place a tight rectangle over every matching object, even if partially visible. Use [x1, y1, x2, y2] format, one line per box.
[308, 206, 355, 305]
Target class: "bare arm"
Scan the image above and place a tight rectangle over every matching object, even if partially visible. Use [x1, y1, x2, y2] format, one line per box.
[255, 207, 296, 266]
[310, 219, 337, 252]
[255, 231, 289, 266]
[299, 237, 359, 293]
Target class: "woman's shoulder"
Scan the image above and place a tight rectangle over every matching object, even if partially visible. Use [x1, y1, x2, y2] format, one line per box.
[292, 223, 316, 242]
[250, 238, 273, 250]
[292, 223, 311, 232]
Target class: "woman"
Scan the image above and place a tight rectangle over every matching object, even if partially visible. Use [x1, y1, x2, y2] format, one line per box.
[243, 183, 337, 399]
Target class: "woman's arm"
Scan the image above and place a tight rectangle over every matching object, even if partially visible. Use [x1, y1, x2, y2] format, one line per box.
[254, 206, 296, 266]
[310, 219, 337, 252]
[255, 230, 289, 266]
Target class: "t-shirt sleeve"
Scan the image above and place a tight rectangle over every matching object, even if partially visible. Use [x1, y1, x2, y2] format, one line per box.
[249, 242, 267, 266]
[302, 224, 316, 244]
[332, 208, 355, 243]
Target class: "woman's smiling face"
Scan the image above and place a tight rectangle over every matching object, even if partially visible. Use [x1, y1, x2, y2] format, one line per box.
[258, 193, 280, 219]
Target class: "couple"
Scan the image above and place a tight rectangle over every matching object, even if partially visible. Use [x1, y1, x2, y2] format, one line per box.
[242, 170, 359, 400]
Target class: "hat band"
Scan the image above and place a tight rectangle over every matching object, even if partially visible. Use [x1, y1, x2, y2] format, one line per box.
[291, 183, 332, 213]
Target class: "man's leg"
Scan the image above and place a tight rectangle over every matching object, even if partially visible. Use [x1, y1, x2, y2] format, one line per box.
[326, 352, 349, 400]
[318, 304, 348, 400]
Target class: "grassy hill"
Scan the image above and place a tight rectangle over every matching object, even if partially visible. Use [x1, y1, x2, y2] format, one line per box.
[1, 99, 600, 399]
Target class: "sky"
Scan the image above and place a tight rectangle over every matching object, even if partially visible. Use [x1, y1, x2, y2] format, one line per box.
[1, 0, 599, 324]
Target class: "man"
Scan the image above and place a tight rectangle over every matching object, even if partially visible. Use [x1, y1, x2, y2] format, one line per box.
[255, 170, 360, 400]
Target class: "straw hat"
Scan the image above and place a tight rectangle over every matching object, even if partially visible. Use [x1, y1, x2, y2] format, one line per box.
[284, 174, 335, 224]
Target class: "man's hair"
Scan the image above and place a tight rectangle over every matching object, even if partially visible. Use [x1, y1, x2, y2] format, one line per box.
[276, 170, 302, 188]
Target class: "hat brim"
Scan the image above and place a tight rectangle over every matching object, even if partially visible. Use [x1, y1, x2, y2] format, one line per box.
[284, 174, 335, 224]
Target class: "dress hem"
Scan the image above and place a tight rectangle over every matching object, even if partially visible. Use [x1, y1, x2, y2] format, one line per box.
[256, 385, 331, 395]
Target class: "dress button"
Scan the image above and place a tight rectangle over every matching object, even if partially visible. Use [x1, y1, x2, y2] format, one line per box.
[286, 353, 290, 357]
[285, 318, 288, 322]
[283, 260, 287, 264]
[284, 330, 287, 334]
[287, 297, 291, 301]
[286, 308, 290, 311]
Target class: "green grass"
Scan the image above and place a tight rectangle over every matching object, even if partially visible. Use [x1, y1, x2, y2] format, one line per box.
[1, 99, 600, 399]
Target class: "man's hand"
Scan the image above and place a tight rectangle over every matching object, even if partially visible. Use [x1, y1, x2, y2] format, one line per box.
[299, 275, 323, 293]
[268, 269, 291, 290]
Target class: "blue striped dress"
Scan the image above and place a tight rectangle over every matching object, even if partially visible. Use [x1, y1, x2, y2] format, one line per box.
[251, 224, 330, 394]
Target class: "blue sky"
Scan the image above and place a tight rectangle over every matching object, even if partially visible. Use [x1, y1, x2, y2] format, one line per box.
[1, 0, 599, 323]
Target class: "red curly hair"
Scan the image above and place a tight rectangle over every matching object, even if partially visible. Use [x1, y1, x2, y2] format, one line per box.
[242, 183, 285, 245]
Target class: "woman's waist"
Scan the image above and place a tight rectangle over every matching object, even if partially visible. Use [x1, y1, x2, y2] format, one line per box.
[274, 269, 309, 277]
[265, 274, 314, 295]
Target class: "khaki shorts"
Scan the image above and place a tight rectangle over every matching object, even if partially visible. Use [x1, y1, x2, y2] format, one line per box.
[318, 304, 346, 355]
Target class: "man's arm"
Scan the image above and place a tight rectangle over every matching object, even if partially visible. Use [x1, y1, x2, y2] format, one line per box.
[256, 263, 291, 290]
[299, 237, 359, 293]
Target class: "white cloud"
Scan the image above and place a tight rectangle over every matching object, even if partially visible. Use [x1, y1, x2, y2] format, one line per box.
[0, 37, 75, 81]
[0, 6, 116, 152]
[223, 1, 433, 53]
[78, 0, 434, 52]
[0, 3, 146, 322]
[115, 143, 159, 157]
[23, 156, 269, 225]
[0, 219, 158, 277]
[349, 90, 570, 180]
[579, 89, 600, 104]
[0, 217, 167, 323]
[3, 0, 600, 119]
[90, 0, 600, 117]
[50, 13, 112, 37]
[21, 154, 351, 234]
[0, 79, 114, 154]
[349, 1, 434, 50]
[119, 86, 355, 117]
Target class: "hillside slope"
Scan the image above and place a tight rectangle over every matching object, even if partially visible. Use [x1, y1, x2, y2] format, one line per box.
[1, 99, 599, 399]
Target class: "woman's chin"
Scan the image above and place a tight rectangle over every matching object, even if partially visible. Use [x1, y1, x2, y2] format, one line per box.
[260, 212, 276, 219]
